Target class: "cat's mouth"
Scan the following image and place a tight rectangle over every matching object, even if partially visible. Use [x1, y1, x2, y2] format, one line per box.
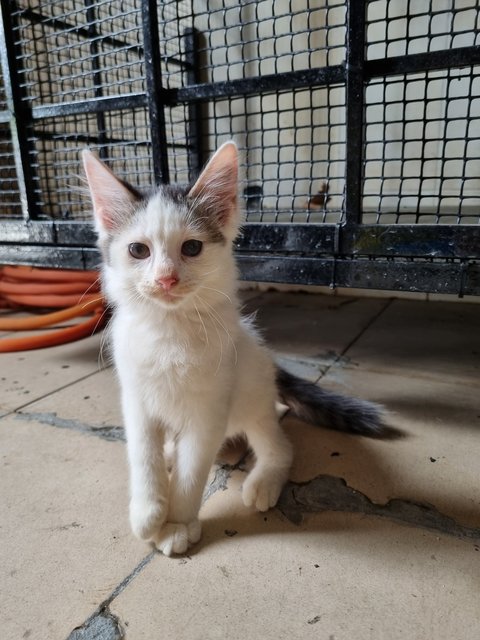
[160, 291, 183, 304]
[141, 285, 190, 307]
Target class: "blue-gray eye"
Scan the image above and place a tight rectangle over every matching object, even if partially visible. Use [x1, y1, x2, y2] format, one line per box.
[128, 243, 150, 259]
[181, 239, 203, 257]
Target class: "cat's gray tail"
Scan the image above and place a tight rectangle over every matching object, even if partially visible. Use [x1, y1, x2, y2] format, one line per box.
[276, 367, 386, 437]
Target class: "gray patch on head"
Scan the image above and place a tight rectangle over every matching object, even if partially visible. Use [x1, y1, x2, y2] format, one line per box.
[186, 196, 226, 244]
[151, 183, 226, 244]
[161, 182, 190, 204]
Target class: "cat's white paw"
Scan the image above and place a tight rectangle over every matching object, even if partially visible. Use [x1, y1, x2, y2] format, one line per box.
[154, 519, 202, 556]
[130, 499, 167, 540]
[242, 469, 287, 512]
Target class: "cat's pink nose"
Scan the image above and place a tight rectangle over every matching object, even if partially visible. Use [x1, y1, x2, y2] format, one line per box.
[156, 274, 179, 291]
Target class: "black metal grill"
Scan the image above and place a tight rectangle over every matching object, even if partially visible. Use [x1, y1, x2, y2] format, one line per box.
[363, 66, 480, 225]
[0, 0, 479, 295]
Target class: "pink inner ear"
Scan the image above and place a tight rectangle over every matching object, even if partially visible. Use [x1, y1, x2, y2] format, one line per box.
[188, 142, 238, 224]
[82, 150, 138, 231]
[94, 205, 114, 230]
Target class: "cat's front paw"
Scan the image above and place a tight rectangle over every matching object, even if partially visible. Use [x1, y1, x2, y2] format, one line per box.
[242, 468, 288, 512]
[130, 499, 167, 541]
[154, 519, 202, 556]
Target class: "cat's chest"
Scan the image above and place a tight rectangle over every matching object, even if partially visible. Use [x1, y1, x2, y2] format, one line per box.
[112, 310, 224, 379]
[115, 318, 192, 369]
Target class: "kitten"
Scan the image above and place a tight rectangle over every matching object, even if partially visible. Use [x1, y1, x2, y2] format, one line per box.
[83, 141, 385, 556]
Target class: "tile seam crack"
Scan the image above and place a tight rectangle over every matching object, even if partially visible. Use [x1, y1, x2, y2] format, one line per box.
[14, 410, 125, 442]
[9, 365, 112, 415]
[277, 473, 480, 542]
[314, 298, 394, 383]
[66, 551, 156, 640]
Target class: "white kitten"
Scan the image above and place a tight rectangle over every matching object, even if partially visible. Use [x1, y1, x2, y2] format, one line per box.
[83, 142, 385, 556]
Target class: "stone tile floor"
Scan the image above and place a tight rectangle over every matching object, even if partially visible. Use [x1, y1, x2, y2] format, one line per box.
[1, 291, 479, 640]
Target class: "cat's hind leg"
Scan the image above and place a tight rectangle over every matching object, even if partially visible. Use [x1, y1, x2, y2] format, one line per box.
[227, 334, 293, 511]
[240, 410, 293, 511]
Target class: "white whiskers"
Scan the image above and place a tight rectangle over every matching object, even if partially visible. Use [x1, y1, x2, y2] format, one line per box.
[199, 284, 233, 304]
[194, 294, 238, 370]
[96, 310, 112, 371]
[193, 299, 209, 354]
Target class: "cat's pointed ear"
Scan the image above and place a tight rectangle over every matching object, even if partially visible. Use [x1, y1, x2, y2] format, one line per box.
[82, 150, 141, 232]
[188, 141, 239, 232]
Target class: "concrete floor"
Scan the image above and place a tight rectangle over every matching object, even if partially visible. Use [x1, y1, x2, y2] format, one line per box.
[1, 291, 479, 640]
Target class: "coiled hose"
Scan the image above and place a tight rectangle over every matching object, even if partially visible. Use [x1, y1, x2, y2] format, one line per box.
[0, 266, 106, 352]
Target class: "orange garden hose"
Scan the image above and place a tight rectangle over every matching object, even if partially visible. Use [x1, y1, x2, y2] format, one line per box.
[0, 265, 98, 284]
[0, 265, 106, 352]
[2, 291, 101, 308]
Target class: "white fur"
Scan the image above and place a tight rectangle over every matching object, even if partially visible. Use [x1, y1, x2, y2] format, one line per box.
[84, 142, 293, 555]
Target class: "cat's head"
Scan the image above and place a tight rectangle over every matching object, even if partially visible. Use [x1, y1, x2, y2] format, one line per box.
[82, 142, 240, 310]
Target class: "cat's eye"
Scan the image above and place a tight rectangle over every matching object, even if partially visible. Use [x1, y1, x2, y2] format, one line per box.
[128, 242, 150, 260]
[181, 239, 203, 257]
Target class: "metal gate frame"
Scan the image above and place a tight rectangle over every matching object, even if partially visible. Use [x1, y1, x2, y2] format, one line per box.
[0, 0, 479, 295]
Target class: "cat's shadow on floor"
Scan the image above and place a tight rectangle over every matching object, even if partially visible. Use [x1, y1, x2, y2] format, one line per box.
[192, 419, 479, 555]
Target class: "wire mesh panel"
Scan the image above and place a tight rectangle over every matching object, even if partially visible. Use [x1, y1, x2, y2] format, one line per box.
[158, 0, 347, 222]
[0, 49, 22, 218]
[366, 0, 479, 58]
[0, 130, 22, 217]
[12, 1, 146, 105]
[193, 0, 345, 78]
[0, 0, 479, 294]
[364, 2, 480, 225]
[2, 0, 153, 221]
[29, 108, 153, 219]
[363, 66, 480, 224]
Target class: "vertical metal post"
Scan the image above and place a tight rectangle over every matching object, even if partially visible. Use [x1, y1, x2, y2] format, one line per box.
[183, 27, 205, 181]
[0, 0, 40, 220]
[344, 0, 366, 227]
[85, 0, 107, 159]
[141, 0, 170, 184]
